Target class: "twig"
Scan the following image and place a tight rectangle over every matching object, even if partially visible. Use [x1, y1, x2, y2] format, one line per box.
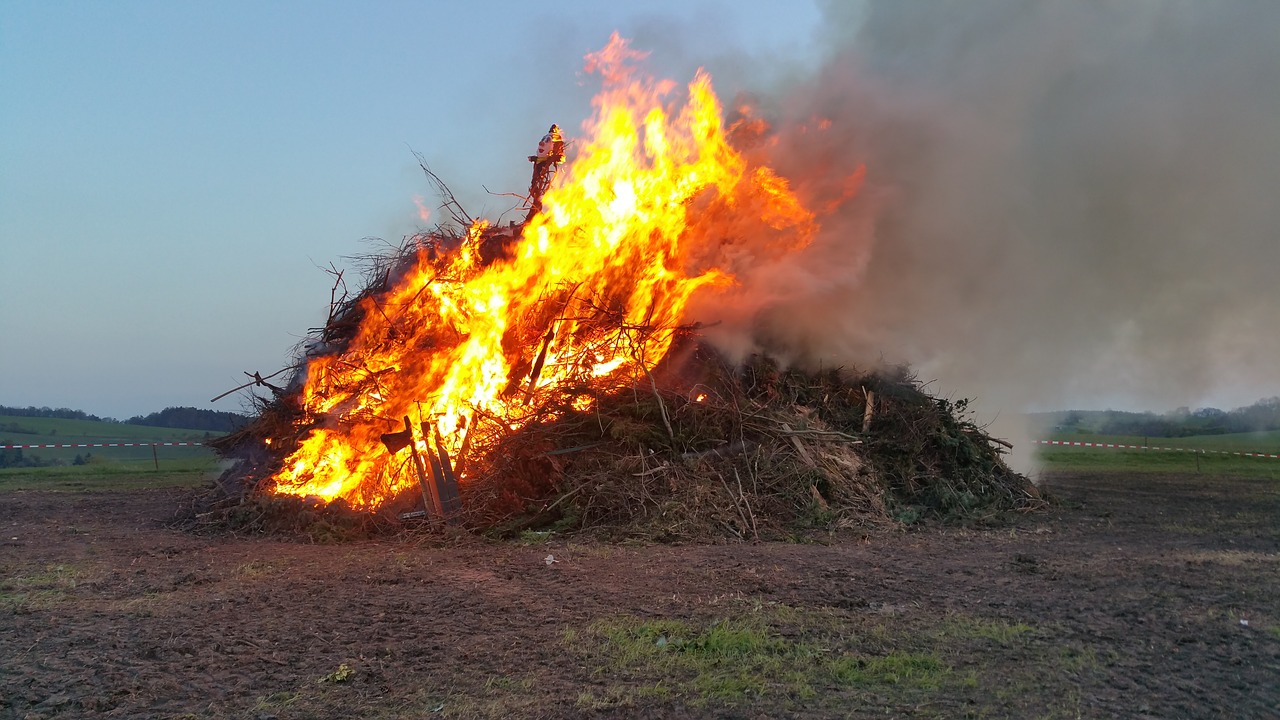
[779, 423, 816, 467]
[210, 367, 293, 403]
[775, 427, 863, 443]
[414, 152, 473, 228]
[628, 339, 673, 441]
[962, 428, 1014, 449]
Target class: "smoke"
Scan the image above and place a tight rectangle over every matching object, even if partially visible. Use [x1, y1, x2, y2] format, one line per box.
[690, 0, 1280, 467]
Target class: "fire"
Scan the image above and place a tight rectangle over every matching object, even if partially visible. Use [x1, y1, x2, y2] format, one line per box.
[269, 34, 830, 509]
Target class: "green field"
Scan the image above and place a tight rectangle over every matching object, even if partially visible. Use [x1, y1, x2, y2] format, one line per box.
[0, 414, 223, 491]
[1037, 429, 1280, 478]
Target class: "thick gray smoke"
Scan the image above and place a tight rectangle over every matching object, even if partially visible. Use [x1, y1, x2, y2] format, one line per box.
[690, 0, 1280, 469]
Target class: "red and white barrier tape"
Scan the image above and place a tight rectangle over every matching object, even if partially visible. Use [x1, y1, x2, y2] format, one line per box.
[1034, 439, 1279, 459]
[0, 441, 207, 450]
[4, 438, 1275, 459]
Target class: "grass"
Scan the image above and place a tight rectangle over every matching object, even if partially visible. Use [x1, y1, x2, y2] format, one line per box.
[1037, 429, 1280, 479]
[0, 414, 217, 439]
[0, 413, 220, 468]
[563, 603, 1055, 712]
[935, 616, 1035, 645]
[1044, 428, 1280, 452]
[573, 614, 923, 704]
[0, 414, 225, 491]
[0, 460, 220, 492]
[826, 651, 946, 688]
[0, 563, 83, 609]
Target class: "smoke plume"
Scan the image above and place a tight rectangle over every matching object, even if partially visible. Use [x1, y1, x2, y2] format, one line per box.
[690, 0, 1280, 468]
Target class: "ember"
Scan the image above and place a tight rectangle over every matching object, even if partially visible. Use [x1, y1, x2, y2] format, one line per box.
[206, 34, 1040, 538]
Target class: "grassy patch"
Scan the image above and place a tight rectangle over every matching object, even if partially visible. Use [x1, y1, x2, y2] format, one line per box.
[0, 461, 217, 492]
[0, 563, 83, 609]
[0, 414, 222, 486]
[235, 559, 282, 578]
[1037, 430, 1280, 479]
[554, 599, 1102, 715]
[573, 612, 954, 707]
[1057, 644, 1102, 675]
[1037, 448, 1279, 478]
[935, 616, 1035, 645]
[826, 651, 946, 688]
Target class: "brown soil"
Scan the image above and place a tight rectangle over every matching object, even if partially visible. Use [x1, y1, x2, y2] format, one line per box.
[2, 471, 1277, 719]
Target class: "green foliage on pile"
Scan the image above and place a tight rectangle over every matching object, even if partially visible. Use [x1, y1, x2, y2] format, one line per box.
[462, 349, 1040, 540]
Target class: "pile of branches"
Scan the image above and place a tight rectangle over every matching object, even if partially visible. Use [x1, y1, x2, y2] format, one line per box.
[198, 325, 1041, 542]
[195, 182, 1041, 541]
[454, 343, 1043, 541]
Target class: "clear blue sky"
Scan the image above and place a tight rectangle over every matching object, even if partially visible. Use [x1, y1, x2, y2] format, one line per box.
[0, 0, 823, 419]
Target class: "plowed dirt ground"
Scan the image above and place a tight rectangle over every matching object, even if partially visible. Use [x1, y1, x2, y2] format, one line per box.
[3, 471, 1277, 719]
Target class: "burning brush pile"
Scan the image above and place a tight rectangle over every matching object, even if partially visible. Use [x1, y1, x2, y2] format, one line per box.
[200, 35, 1041, 541]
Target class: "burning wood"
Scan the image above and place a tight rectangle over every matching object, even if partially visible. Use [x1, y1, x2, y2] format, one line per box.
[201, 35, 1041, 540]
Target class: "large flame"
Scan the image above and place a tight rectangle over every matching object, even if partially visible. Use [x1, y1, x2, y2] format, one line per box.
[270, 34, 828, 508]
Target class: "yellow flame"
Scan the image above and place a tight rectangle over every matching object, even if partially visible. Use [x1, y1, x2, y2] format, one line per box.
[270, 34, 827, 508]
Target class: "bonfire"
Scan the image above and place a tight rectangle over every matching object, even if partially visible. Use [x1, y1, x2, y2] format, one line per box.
[206, 35, 1041, 540]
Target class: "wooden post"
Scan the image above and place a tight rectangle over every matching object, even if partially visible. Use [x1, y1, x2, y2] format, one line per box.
[381, 418, 442, 519]
[523, 328, 555, 405]
[432, 427, 463, 517]
[418, 422, 447, 518]
[861, 389, 876, 433]
[151, 443, 159, 471]
[402, 417, 441, 518]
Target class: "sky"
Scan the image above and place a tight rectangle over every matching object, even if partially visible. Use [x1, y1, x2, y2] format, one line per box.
[0, 0, 822, 419]
[3, 0, 1279, 430]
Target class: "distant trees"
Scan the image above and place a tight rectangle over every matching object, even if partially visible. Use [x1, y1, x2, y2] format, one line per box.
[125, 407, 248, 433]
[0, 447, 54, 469]
[0, 404, 249, 432]
[0, 405, 113, 422]
[1055, 397, 1280, 438]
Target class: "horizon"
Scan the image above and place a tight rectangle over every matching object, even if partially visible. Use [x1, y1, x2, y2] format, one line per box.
[8, 395, 1280, 425]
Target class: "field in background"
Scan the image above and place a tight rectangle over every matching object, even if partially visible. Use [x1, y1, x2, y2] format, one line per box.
[5, 414, 1279, 490]
[1036, 428, 1280, 479]
[0, 414, 221, 491]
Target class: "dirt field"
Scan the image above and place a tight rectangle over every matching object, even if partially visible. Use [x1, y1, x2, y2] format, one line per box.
[3, 471, 1277, 719]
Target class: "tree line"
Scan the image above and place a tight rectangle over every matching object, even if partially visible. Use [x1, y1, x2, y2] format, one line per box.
[1055, 397, 1280, 438]
[0, 405, 249, 433]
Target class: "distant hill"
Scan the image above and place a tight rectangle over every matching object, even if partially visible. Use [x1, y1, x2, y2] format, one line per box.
[0, 404, 249, 433]
[125, 407, 249, 433]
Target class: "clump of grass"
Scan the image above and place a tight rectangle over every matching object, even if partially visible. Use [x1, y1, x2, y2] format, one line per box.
[826, 651, 946, 688]
[575, 614, 953, 705]
[0, 563, 83, 609]
[935, 615, 1035, 645]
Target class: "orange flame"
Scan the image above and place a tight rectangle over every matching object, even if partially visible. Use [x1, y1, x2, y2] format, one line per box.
[269, 34, 831, 508]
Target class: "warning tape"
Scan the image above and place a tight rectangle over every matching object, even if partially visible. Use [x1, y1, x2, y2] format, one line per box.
[5, 438, 1275, 459]
[0, 442, 207, 450]
[1034, 439, 1279, 459]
